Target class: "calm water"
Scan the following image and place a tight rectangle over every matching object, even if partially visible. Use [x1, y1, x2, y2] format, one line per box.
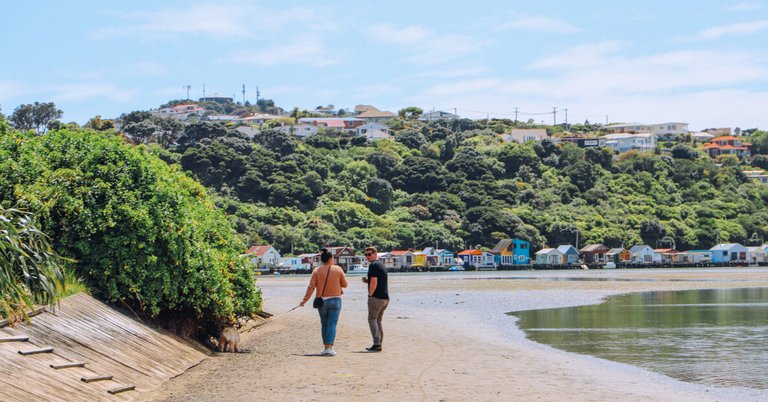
[511, 287, 768, 390]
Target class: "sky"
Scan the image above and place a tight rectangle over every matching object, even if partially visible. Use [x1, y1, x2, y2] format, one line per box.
[2, 0, 768, 131]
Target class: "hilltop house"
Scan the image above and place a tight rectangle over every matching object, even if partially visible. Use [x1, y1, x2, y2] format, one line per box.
[419, 110, 458, 121]
[599, 133, 657, 153]
[501, 129, 547, 143]
[604, 122, 689, 140]
[490, 238, 531, 266]
[298, 117, 365, 131]
[701, 136, 752, 158]
[355, 107, 396, 123]
[245, 245, 281, 271]
[560, 137, 606, 149]
[275, 123, 319, 137]
[355, 123, 392, 140]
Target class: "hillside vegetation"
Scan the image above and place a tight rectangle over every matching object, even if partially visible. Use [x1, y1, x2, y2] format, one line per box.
[166, 117, 768, 253]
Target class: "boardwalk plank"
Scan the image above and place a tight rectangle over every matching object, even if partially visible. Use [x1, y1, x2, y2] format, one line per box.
[0, 293, 208, 401]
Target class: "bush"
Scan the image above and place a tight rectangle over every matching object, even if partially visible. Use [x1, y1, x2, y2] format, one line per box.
[0, 128, 260, 335]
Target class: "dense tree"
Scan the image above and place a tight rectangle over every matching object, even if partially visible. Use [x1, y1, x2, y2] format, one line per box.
[398, 106, 424, 119]
[10, 102, 62, 133]
[395, 129, 428, 149]
[84, 115, 115, 131]
[671, 144, 700, 160]
[495, 143, 540, 178]
[391, 156, 448, 193]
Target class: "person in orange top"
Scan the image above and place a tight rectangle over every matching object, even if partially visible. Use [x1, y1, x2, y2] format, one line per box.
[300, 249, 348, 356]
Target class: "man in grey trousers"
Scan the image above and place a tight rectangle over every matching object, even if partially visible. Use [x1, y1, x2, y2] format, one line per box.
[362, 246, 389, 352]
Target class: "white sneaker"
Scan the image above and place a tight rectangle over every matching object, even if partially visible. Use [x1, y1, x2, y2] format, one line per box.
[320, 349, 330, 355]
[325, 349, 337, 356]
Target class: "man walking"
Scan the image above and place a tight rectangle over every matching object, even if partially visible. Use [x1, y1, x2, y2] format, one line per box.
[362, 246, 388, 352]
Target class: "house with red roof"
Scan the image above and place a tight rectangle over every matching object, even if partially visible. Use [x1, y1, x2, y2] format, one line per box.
[245, 245, 281, 271]
[702, 135, 752, 158]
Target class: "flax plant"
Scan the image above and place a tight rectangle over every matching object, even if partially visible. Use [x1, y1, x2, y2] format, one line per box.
[0, 208, 66, 322]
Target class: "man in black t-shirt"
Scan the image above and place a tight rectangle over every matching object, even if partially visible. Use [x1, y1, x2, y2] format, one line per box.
[362, 246, 388, 352]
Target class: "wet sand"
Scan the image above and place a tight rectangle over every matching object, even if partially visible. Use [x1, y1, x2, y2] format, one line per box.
[145, 268, 768, 402]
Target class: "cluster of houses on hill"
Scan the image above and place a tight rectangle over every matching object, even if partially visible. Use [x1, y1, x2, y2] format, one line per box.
[244, 240, 768, 273]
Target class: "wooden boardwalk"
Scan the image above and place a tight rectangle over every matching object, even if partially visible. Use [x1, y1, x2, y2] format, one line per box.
[0, 293, 208, 401]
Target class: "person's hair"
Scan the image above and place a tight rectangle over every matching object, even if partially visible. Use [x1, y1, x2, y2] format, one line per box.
[364, 246, 378, 255]
[320, 248, 333, 263]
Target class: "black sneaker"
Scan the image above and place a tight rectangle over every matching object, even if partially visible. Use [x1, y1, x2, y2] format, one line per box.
[365, 345, 382, 352]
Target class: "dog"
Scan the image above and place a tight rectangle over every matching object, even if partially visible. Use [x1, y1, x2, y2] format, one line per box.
[218, 326, 240, 353]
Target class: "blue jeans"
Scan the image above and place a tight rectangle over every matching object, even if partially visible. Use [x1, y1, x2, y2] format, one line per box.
[318, 297, 342, 345]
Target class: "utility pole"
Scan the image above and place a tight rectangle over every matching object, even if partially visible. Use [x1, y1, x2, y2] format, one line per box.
[256, 86, 261, 102]
[184, 85, 191, 100]
[242, 84, 246, 104]
[454, 108, 460, 132]
[514, 107, 519, 122]
[552, 107, 558, 126]
[202, 84, 206, 101]
[564, 108, 568, 131]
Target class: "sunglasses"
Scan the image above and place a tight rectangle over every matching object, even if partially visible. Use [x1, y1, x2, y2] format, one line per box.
[364, 253, 374, 256]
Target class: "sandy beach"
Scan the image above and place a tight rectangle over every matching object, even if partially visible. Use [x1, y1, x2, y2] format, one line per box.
[145, 269, 768, 402]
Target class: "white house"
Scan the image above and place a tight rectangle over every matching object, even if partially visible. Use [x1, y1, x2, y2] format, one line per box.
[278, 257, 303, 271]
[276, 123, 319, 137]
[746, 247, 766, 264]
[356, 123, 392, 140]
[535, 248, 564, 265]
[419, 110, 458, 121]
[600, 133, 657, 153]
[743, 170, 768, 185]
[238, 113, 284, 125]
[629, 245, 655, 264]
[246, 245, 281, 271]
[604, 122, 689, 140]
[153, 104, 205, 120]
[501, 129, 547, 143]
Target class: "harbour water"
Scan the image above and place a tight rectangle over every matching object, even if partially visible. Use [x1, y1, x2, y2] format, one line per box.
[511, 287, 768, 390]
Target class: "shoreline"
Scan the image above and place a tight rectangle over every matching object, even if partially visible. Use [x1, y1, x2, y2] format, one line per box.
[145, 268, 768, 401]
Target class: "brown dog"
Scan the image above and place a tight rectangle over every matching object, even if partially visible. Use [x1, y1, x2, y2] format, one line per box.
[219, 326, 240, 353]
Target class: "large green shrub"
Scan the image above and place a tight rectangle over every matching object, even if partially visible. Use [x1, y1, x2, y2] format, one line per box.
[0, 127, 260, 335]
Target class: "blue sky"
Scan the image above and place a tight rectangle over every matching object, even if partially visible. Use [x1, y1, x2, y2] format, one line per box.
[2, 1, 768, 130]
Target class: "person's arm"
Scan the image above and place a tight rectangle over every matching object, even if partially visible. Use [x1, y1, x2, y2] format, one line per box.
[300, 270, 318, 306]
[368, 277, 378, 297]
[339, 267, 348, 289]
